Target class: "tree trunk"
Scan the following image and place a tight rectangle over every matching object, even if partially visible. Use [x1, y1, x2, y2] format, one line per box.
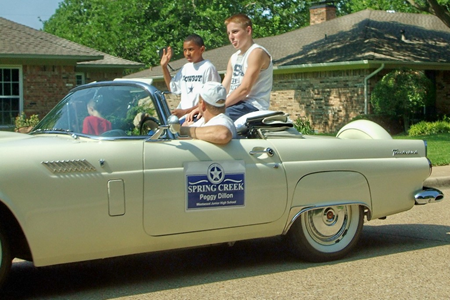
[407, 0, 450, 28]
[403, 115, 410, 133]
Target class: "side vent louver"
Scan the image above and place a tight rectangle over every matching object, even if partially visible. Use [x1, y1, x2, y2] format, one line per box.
[42, 159, 97, 173]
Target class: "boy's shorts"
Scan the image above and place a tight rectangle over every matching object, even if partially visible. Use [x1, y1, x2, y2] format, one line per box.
[226, 101, 259, 122]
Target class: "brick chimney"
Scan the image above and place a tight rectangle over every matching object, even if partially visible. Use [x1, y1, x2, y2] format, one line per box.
[310, 1, 337, 25]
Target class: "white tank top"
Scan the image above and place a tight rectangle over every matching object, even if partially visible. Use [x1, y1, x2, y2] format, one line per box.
[228, 43, 273, 110]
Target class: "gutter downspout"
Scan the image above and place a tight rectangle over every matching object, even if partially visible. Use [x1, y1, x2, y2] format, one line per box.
[364, 63, 385, 114]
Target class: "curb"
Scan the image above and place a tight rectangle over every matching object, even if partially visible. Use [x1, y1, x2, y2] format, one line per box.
[423, 165, 450, 189]
[424, 177, 450, 188]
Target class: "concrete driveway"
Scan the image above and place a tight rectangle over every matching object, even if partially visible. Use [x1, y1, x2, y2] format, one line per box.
[1, 186, 449, 300]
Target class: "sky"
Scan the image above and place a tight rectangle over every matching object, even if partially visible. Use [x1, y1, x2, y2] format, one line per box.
[0, 0, 62, 30]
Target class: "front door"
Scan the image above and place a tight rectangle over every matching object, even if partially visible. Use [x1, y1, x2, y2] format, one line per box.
[143, 139, 288, 236]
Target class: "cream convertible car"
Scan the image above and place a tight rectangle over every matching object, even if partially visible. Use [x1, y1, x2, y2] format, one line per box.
[0, 79, 444, 287]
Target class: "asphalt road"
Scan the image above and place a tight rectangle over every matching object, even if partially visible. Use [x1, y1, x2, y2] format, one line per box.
[1, 187, 449, 300]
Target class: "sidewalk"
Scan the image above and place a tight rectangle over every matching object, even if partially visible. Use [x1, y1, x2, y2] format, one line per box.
[424, 164, 450, 188]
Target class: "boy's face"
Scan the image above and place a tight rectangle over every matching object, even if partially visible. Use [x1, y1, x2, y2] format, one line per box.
[183, 41, 205, 63]
[226, 22, 251, 50]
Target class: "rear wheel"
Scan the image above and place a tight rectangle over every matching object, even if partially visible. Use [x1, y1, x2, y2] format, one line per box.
[287, 205, 364, 262]
[0, 226, 12, 288]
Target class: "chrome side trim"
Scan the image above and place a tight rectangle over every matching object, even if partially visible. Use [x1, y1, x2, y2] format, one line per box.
[42, 159, 97, 173]
[282, 202, 370, 235]
[427, 157, 432, 176]
[414, 187, 444, 205]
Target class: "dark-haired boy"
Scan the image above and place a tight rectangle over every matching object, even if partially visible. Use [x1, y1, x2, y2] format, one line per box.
[160, 34, 221, 121]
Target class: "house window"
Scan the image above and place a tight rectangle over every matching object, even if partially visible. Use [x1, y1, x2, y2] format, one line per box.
[76, 73, 85, 86]
[0, 68, 20, 126]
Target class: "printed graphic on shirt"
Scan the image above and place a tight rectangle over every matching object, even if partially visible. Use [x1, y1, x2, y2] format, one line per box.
[230, 55, 245, 92]
[182, 75, 203, 82]
[185, 161, 245, 210]
[233, 64, 244, 77]
[182, 75, 203, 95]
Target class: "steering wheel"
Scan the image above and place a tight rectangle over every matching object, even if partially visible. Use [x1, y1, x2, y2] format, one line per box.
[140, 116, 160, 135]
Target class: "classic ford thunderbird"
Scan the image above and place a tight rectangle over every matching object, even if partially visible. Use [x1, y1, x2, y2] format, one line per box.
[0, 79, 444, 287]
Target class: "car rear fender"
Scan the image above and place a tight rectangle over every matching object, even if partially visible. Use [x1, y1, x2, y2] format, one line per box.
[283, 171, 372, 234]
[336, 119, 392, 139]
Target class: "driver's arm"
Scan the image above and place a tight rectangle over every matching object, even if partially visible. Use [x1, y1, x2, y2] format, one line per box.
[180, 125, 232, 145]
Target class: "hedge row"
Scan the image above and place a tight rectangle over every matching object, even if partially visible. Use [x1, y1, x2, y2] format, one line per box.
[408, 118, 450, 136]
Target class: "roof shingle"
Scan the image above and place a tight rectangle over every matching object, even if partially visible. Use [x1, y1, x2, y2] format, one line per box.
[0, 17, 143, 68]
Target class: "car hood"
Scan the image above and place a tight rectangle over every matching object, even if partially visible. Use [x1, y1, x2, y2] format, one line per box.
[0, 131, 34, 141]
[0, 131, 86, 157]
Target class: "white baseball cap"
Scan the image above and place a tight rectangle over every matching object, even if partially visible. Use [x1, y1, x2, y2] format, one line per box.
[199, 82, 227, 107]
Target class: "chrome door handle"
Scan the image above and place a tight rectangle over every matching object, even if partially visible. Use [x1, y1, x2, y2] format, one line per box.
[250, 147, 275, 157]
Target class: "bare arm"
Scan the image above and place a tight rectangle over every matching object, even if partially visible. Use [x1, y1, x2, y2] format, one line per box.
[222, 58, 233, 94]
[225, 48, 270, 107]
[160, 46, 173, 91]
[180, 125, 232, 145]
[184, 107, 202, 123]
[171, 106, 196, 118]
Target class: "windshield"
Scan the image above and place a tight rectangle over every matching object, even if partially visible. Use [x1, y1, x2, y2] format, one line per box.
[33, 85, 162, 137]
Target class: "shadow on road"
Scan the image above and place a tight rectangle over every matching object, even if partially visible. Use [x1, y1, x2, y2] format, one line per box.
[1, 223, 449, 299]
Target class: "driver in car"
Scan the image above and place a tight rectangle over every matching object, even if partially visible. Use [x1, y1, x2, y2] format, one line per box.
[181, 82, 237, 145]
[82, 95, 112, 135]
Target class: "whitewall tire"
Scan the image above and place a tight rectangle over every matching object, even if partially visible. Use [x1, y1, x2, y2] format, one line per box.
[287, 205, 364, 262]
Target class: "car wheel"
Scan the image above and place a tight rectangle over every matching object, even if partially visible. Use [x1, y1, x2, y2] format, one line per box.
[287, 205, 363, 262]
[0, 226, 12, 288]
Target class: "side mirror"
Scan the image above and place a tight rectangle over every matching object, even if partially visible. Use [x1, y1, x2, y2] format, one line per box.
[149, 115, 180, 140]
[167, 115, 180, 134]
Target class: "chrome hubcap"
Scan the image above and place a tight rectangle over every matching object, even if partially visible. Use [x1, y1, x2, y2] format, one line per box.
[305, 206, 350, 245]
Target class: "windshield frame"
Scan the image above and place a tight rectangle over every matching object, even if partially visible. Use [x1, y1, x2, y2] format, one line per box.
[30, 80, 175, 140]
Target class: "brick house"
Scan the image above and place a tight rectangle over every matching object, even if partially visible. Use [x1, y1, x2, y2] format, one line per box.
[0, 17, 143, 130]
[128, 5, 450, 133]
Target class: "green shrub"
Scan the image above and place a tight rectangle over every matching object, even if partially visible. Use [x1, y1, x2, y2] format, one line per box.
[350, 114, 403, 135]
[15, 113, 40, 130]
[408, 119, 450, 136]
[294, 118, 314, 135]
[371, 69, 434, 132]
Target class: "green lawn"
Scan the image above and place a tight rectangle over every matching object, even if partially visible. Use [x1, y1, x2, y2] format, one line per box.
[394, 133, 450, 166]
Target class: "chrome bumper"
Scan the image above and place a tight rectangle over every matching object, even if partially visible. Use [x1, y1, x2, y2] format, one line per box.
[414, 187, 444, 205]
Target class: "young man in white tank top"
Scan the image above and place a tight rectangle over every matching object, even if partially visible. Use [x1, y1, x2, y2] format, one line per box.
[222, 14, 273, 121]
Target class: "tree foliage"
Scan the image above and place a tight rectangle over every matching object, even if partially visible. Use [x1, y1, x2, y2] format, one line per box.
[338, 0, 420, 14]
[339, 0, 450, 19]
[406, 0, 450, 27]
[371, 69, 434, 131]
[43, 0, 313, 67]
[43, 0, 450, 68]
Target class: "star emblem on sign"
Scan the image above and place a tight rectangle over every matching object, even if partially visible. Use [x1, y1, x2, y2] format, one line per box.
[207, 163, 224, 184]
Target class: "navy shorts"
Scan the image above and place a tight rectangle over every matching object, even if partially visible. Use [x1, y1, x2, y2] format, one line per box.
[226, 101, 259, 122]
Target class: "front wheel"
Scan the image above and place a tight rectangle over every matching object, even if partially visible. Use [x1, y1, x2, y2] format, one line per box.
[0, 226, 12, 288]
[287, 205, 364, 262]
